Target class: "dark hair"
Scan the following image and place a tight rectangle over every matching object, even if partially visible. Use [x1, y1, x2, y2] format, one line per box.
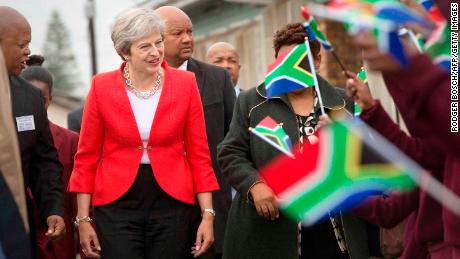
[273, 23, 321, 58]
[21, 55, 54, 94]
[26, 55, 45, 66]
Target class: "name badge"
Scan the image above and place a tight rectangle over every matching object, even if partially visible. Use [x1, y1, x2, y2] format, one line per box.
[16, 115, 35, 132]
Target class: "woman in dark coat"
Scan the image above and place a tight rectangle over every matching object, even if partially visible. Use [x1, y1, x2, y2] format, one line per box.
[217, 23, 373, 259]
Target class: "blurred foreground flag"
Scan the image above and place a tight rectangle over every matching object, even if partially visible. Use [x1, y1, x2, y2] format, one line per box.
[265, 43, 316, 98]
[418, 0, 451, 70]
[260, 119, 417, 225]
[308, 0, 433, 66]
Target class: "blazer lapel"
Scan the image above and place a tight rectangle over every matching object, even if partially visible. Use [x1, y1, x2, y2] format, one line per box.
[112, 64, 142, 144]
[10, 77, 25, 118]
[187, 58, 205, 95]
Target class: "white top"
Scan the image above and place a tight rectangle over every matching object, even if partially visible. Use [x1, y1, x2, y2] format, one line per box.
[234, 84, 241, 97]
[126, 89, 162, 164]
[177, 60, 188, 71]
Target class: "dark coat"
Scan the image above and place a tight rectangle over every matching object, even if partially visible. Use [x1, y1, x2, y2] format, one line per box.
[67, 106, 83, 133]
[187, 58, 236, 253]
[10, 76, 64, 223]
[217, 77, 374, 259]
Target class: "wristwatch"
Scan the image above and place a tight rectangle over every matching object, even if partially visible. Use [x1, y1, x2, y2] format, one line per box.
[202, 208, 216, 217]
[74, 216, 93, 227]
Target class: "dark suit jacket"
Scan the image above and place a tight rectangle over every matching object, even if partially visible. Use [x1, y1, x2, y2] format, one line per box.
[10, 76, 64, 224]
[187, 58, 236, 253]
[67, 106, 83, 133]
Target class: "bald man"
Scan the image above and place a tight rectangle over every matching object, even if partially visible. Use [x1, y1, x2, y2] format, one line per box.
[0, 6, 65, 258]
[206, 42, 242, 96]
[156, 6, 236, 258]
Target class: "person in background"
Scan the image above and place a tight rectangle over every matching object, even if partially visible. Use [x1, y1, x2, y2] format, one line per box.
[206, 42, 242, 96]
[217, 22, 375, 259]
[68, 8, 218, 259]
[156, 6, 236, 258]
[345, 70, 445, 259]
[352, 0, 459, 255]
[21, 56, 79, 259]
[67, 106, 83, 133]
[0, 6, 65, 259]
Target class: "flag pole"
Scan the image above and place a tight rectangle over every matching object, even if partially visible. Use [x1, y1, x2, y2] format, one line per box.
[304, 38, 326, 115]
[331, 50, 352, 79]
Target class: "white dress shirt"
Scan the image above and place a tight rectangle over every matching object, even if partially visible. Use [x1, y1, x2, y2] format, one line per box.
[177, 60, 189, 71]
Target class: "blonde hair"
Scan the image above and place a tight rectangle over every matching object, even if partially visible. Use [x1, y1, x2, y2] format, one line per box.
[111, 8, 165, 60]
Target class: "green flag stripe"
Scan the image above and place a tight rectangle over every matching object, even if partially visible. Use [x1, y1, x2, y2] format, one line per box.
[281, 122, 414, 221]
[282, 123, 349, 213]
[254, 126, 291, 152]
[265, 44, 315, 87]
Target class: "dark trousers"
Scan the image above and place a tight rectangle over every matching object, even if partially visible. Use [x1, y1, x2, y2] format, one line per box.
[94, 165, 195, 259]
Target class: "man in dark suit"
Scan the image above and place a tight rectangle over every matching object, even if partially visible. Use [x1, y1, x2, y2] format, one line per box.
[67, 106, 83, 133]
[0, 6, 65, 256]
[156, 6, 236, 258]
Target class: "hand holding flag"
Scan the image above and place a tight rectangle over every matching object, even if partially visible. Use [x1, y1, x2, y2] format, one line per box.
[307, 0, 434, 66]
[259, 118, 460, 225]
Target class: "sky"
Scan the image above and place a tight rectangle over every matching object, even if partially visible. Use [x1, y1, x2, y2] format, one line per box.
[1, 0, 141, 97]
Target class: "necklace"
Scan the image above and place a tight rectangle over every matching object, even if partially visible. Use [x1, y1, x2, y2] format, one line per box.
[123, 64, 162, 99]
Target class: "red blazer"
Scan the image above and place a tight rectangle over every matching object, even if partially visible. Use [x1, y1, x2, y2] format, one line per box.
[68, 61, 219, 206]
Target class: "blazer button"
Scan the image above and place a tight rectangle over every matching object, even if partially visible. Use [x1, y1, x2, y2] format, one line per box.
[147, 146, 152, 151]
[138, 146, 143, 151]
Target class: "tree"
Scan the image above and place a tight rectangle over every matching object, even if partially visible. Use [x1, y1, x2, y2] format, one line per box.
[43, 10, 81, 94]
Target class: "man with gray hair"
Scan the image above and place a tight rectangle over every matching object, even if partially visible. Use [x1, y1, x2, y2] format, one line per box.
[206, 42, 242, 97]
[156, 6, 236, 259]
[0, 6, 65, 258]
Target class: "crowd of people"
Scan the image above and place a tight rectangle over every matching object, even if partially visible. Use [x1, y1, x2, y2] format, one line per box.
[0, 0, 457, 258]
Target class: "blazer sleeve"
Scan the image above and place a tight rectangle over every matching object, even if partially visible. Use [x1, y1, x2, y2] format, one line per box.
[360, 100, 445, 172]
[68, 78, 104, 194]
[184, 75, 219, 193]
[217, 91, 260, 199]
[222, 69, 236, 135]
[32, 90, 64, 220]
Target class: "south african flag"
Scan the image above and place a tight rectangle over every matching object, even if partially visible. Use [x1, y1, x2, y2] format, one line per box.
[265, 43, 316, 98]
[250, 116, 293, 158]
[260, 119, 417, 225]
[301, 6, 333, 51]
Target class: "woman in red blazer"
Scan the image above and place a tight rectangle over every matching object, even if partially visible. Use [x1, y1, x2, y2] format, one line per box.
[68, 8, 219, 259]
